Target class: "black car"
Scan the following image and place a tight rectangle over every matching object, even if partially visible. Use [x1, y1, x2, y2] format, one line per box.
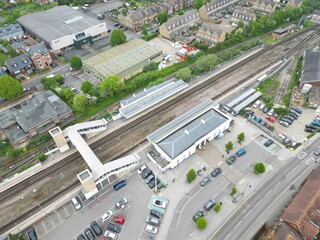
[114, 23, 120, 27]
[148, 178, 160, 189]
[107, 223, 122, 233]
[260, 120, 267, 126]
[264, 139, 274, 147]
[284, 115, 295, 121]
[288, 113, 298, 120]
[273, 113, 279, 119]
[193, 211, 204, 222]
[204, 200, 216, 211]
[199, 176, 211, 187]
[27, 227, 37, 240]
[306, 124, 317, 130]
[84, 228, 95, 240]
[77, 234, 86, 240]
[123, 27, 128, 31]
[150, 209, 163, 219]
[305, 127, 315, 133]
[141, 168, 153, 179]
[262, 107, 269, 113]
[281, 118, 292, 125]
[291, 107, 302, 114]
[107, 29, 112, 33]
[226, 155, 237, 165]
[210, 167, 222, 177]
[90, 221, 102, 235]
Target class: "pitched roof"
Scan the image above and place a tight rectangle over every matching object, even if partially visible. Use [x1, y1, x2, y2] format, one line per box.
[302, 48, 320, 83]
[163, 9, 199, 28]
[0, 24, 24, 40]
[198, 24, 224, 37]
[256, 0, 277, 7]
[204, 0, 240, 11]
[25, 43, 49, 57]
[125, 6, 158, 21]
[5, 54, 33, 72]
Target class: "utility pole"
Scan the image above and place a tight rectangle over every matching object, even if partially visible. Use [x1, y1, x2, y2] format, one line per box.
[241, 183, 252, 196]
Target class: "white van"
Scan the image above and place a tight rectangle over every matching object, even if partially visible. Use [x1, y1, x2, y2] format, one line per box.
[47, 74, 55, 78]
[71, 197, 82, 210]
[252, 100, 261, 108]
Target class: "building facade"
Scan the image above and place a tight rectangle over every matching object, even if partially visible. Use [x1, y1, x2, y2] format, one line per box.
[252, 0, 277, 14]
[230, 7, 256, 25]
[196, 24, 226, 45]
[0, 24, 24, 40]
[25, 43, 52, 70]
[5, 54, 35, 79]
[271, 24, 296, 39]
[199, 0, 241, 20]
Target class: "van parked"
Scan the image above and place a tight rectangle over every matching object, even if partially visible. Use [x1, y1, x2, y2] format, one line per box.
[253, 100, 261, 108]
[236, 149, 246, 157]
[113, 180, 127, 191]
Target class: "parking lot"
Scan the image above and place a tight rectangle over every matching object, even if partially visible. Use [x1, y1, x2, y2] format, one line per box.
[149, 38, 180, 65]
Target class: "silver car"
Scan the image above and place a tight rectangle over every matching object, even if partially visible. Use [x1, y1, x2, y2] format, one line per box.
[314, 148, 320, 156]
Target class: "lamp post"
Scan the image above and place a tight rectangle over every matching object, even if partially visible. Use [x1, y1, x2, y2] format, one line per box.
[241, 183, 252, 196]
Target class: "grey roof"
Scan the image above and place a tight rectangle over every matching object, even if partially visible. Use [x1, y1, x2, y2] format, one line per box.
[204, 0, 240, 12]
[302, 48, 320, 83]
[147, 99, 229, 159]
[226, 88, 256, 109]
[5, 54, 33, 72]
[0, 91, 73, 133]
[17, 6, 102, 42]
[126, 6, 158, 21]
[25, 43, 49, 57]
[0, 24, 24, 40]
[256, 0, 277, 7]
[232, 7, 256, 20]
[11, 42, 25, 50]
[274, 24, 296, 34]
[233, 91, 262, 113]
[163, 9, 199, 28]
[198, 24, 224, 37]
[119, 78, 188, 119]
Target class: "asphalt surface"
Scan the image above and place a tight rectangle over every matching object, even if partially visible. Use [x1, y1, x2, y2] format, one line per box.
[210, 138, 320, 240]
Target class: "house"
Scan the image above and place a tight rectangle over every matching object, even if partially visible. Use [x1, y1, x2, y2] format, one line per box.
[167, 0, 184, 11]
[25, 43, 52, 70]
[231, 7, 256, 25]
[271, 24, 296, 39]
[199, 0, 241, 21]
[287, 0, 303, 7]
[119, 6, 158, 32]
[252, 0, 278, 14]
[196, 24, 226, 45]
[11, 42, 25, 53]
[0, 91, 73, 146]
[159, 9, 201, 39]
[5, 54, 35, 79]
[310, 10, 320, 24]
[154, 2, 175, 15]
[0, 24, 24, 41]
[33, 0, 54, 5]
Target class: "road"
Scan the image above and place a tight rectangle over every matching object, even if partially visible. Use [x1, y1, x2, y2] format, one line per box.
[210, 139, 320, 240]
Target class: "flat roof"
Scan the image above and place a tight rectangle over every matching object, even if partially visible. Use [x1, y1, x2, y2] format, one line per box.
[120, 79, 188, 119]
[147, 99, 229, 159]
[233, 91, 262, 112]
[17, 6, 102, 42]
[226, 88, 256, 109]
[83, 38, 161, 79]
[302, 48, 320, 83]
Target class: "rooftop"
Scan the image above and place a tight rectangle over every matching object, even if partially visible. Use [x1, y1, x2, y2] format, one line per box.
[125, 6, 158, 21]
[302, 48, 320, 83]
[17, 6, 103, 42]
[83, 38, 161, 79]
[273, 24, 296, 34]
[0, 24, 24, 39]
[26, 43, 49, 56]
[5, 54, 33, 72]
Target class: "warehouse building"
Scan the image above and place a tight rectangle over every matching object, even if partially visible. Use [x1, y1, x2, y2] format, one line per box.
[83, 38, 162, 81]
[301, 48, 320, 89]
[17, 6, 108, 54]
[147, 99, 232, 171]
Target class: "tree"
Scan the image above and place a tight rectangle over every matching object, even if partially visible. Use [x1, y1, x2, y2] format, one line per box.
[157, 12, 168, 24]
[36, 153, 48, 162]
[100, 76, 124, 97]
[59, 88, 75, 103]
[176, 67, 192, 81]
[230, 186, 237, 196]
[196, 217, 207, 229]
[141, 27, 148, 36]
[195, 54, 218, 73]
[8, 233, 25, 240]
[143, 62, 158, 72]
[110, 29, 127, 46]
[73, 94, 88, 113]
[70, 56, 82, 69]
[254, 162, 266, 174]
[186, 169, 196, 183]
[214, 203, 221, 212]
[237, 132, 245, 144]
[194, 0, 204, 9]
[81, 81, 94, 94]
[225, 141, 233, 152]
[0, 75, 23, 100]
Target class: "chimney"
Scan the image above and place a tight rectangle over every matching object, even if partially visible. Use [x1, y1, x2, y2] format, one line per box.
[184, 129, 189, 135]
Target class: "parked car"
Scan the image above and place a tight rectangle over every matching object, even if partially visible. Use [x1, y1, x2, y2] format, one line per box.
[266, 116, 275, 123]
[260, 120, 267, 126]
[284, 139, 292, 147]
[284, 115, 295, 121]
[256, 117, 262, 123]
[252, 100, 261, 108]
[115, 197, 128, 208]
[197, 169, 204, 176]
[264, 139, 274, 147]
[210, 167, 222, 177]
[103, 231, 118, 240]
[291, 107, 302, 114]
[265, 124, 271, 129]
[150, 209, 163, 219]
[273, 113, 279, 119]
[76, 234, 86, 240]
[146, 216, 161, 226]
[226, 155, 237, 165]
[281, 118, 292, 125]
[278, 133, 287, 140]
[153, 199, 167, 209]
[101, 209, 114, 222]
[236, 149, 246, 157]
[193, 211, 204, 222]
[305, 124, 317, 130]
[113, 180, 127, 191]
[262, 107, 269, 113]
[305, 127, 315, 133]
[148, 178, 160, 189]
[113, 216, 125, 225]
[145, 225, 158, 234]
[114, 23, 120, 27]
[314, 148, 320, 156]
[27, 227, 37, 240]
[311, 121, 320, 127]
[290, 141, 298, 149]
[279, 121, 289, 127]
[199, 176, 211, 186]
[84, 228, 95, 240]
[289, 109, 300, 116]
[141, 169, 153, 179]
[204, 199, 216, 211]
[137, 165, 147, 174]
[145, 174, 155, 184]
[106, 223, 122, 233]
[288, 113, 298, 119]
[267, 108, 274, 116]
[259, 103, 265, 110]
[289, 111, 299, 119]
[90, 221, 102, 235]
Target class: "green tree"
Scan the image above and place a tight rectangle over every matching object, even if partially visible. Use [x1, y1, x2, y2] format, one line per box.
[73, 94, 87, 113]
[110, 29, 127, 46]
[176, 67, 192, 81]
[196, 216, 207, 229]
[70, 56, 82, 69]
[237, 132, 245, 144]
[7, 148, 24, 158]
[214, 203, 221, 212]
[0, 75, 23, 100]
[254, 162, 266, 174]
[36, 153, 48, 162]
[225, 141, 233, 152]
[231, 186, 237, 196]
[194, 0, 204, 9]
[59, 88, 75, 103]
[143, 62, 158, 72]
[81, 81, 94, 93]
[141, 27, 148, 36]
[8, 233, 25, 240]
[88, 86, 102, 98]
[186, 169, 196, 183]
[157, 12, 168, 24]
[195, 54, 218, 73]
[100, 76, 124, 97]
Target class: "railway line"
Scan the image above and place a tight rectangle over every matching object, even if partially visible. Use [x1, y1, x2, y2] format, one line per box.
[0, 25, 319, 235]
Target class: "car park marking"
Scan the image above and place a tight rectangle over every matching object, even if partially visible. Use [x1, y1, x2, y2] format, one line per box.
[306, 157, 315, 165]
[298, 152, 307, 159]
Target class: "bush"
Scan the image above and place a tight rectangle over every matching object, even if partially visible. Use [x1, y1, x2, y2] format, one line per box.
[40, 66, 50, 73]
[214, 203, 221, 212]
[143, 32, 158, 41]
[7, 148, 24, 158]
[254, 162, 266, 174]
[27, 133, 52, 149]
[196, 217, 207, 229]
[231, 186, 237, 196]
[36, 153, 48, 162]
[186, 169, 196, 183]
[143, 62, 158, 72]
[176, 67, 192, 81]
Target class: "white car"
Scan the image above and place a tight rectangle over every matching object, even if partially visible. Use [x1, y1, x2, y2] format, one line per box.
[252, 100, 261, 108]
[137, 165, 147, 175]
[100, 209, 114, 222]
[267, 108, 274, 116]
[152, 199, 167, 209]
[259, 103, 265, 110]
[115, 197, 128, 208]
[145, 225, 158, 234]
[104, 230, 118, 240]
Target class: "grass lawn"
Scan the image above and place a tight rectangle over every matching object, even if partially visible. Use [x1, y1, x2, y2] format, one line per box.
[0, 139, 12, 158]
[257, 77, 280, 100]
[262, 35, 278, 45]
[0, 52, 8, 65]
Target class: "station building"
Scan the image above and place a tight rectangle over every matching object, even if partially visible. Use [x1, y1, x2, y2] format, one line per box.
[147, 99, 232, 171]
[17, 6, 108, 54]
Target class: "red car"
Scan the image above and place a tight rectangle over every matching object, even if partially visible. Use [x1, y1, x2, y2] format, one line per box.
[113, 216, 125, 224]
[266, 116, 275, 123]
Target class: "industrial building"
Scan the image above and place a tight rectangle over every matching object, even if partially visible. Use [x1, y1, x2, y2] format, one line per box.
[301, 48, 320, 89]
[83, 38, 162, 81]
[147, 99, 232, 171]
[17, 6, 108, 53]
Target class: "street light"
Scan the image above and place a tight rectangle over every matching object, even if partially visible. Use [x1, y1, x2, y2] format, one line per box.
[241, 183, 252, 196]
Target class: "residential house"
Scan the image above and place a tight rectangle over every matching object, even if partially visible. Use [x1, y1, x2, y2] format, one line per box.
[196, 24, 226, 45]
[11, 42, 25, 53]
[167, 0, 184, 11]
[159, 9, 201, 39]
[287, 0, 303, 7]
[231, 7, 256, 25]
[252, 0, 278, 14]
[310, 10, 320, 24]
[5, 54, 35, 79]
[33, 0, 54, 4]
[183, 0, 196, 8]
[0, 24, 24, 40]
[119, 6, 158, 32]
[154, 2, 175, 15]
[199, 0, 241, 21]
[25, 43, 52, 70]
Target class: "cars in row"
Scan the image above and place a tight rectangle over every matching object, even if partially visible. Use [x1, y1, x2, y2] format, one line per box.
[137, 165, 163, 190]
[226, 149, 246, 165]
[78, 221, 103, 240]
[199, 167, 222, 187]
[305, 113, 320, 133]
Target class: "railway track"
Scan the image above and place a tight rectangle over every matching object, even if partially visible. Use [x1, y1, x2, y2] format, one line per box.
[0, 25, 319, 235]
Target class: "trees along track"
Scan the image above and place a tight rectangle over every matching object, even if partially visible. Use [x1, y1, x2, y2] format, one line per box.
[0, 25, 319, 235]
